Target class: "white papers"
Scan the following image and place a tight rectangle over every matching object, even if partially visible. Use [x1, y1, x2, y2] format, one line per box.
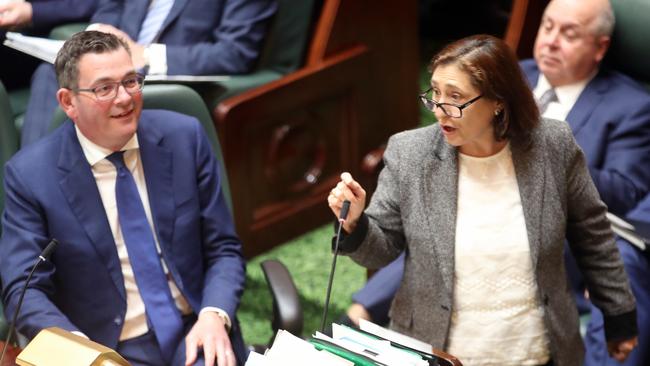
[246, 329, 352, 366]
[323, 324, 429, 366]
[359, 319, 432, 354]
[607, 212, 646, 250]
[3, 32, 63, 64]
[145, 74, 230, 83]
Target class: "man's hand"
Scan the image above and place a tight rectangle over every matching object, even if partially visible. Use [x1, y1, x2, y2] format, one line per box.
[607, 336, 638, 362]
[0, 1, 33, 30]
[86, 23, 146, 69]
[185, 311, 235, 366]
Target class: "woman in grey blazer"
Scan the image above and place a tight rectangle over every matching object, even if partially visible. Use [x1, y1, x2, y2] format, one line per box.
[328, 35, 637, 366]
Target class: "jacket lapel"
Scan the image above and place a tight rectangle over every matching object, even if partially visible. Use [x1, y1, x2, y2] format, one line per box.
[155, 0, 189, 42]
[137, 119, 175, 259]
[566, 75, 607, 135]
[423, 128, 458, 295]
[57, 122, 126, 301]
[512, 137, 545, 269]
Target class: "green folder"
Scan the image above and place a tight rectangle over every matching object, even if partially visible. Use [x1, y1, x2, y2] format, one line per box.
[308, 338, 384, 366]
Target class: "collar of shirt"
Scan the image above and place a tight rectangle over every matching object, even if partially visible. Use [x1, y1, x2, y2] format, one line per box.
[74, 125, 140, 167]
[533, 71, 597, 120]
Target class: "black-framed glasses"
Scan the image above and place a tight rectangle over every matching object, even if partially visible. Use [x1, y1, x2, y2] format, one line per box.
[419, 88, 483, 118]
[72, 74, 145, 101]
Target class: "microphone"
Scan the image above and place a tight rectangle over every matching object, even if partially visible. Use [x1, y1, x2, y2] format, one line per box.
[320, 200, 351, 333]
[0, 239, 59, 365]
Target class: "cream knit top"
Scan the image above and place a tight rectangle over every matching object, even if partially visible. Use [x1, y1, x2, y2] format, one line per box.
[446, 144, 551, 366]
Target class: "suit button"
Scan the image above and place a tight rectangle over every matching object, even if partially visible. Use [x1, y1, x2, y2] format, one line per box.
[114, 316, 122, 325]
[543, 294, 550, 306]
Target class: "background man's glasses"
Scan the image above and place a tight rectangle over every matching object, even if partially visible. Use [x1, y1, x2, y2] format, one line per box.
[419, 87, 482, 118]
[73, 75, 145, 101]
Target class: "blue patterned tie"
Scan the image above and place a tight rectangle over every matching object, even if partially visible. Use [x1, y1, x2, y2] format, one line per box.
[137, 0, 175, 45]
[107, 151, 183, 361]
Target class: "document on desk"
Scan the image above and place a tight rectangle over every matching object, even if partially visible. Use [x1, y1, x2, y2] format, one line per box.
[256, 329, 352, 366]
[607, 212, 647, 251]
[144, 74, 231, 83]
[3, 32, 63, 64]
[310, 323, 429, 366]
[359, 319, 432, 354]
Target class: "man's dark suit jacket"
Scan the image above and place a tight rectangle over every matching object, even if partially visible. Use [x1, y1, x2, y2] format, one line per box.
[0, 110, 247, 360]
[520, 59, 650, 216]
[91, 0, 277, 75]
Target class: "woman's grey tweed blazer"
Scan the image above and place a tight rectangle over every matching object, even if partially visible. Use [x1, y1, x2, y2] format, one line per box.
[340, 118, 636, 366]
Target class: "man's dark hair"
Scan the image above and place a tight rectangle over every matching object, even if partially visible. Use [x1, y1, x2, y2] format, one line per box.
[54, 31, 131, 89]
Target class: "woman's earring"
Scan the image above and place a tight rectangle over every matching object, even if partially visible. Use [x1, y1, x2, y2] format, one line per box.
[494, 109, 501, 116]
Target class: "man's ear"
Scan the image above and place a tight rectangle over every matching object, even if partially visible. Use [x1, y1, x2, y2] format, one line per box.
[56, 88, 77, 121]
[594, 35, 611, 64]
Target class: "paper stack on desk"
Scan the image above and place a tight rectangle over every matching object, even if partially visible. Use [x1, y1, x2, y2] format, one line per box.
[245, 329, 353, 366]
[310, 323, 429, 366]
[246, 321, 461, 366]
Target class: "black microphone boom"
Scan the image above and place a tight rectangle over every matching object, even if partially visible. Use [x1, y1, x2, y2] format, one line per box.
[0, 239, 59, 365]
[320, 200, 351, 333]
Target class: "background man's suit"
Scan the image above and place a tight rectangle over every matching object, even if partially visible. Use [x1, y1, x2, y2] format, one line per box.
[0, 110, 248, 362]
[522, 59, 650, 366]
[20, 0, 277, 145]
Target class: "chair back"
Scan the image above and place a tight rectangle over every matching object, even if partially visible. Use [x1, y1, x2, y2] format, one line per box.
[50, 84, 233, 212]
[256, 0, 318, 75]
[607, 0, 650, 86]
[211, 0, 319, 102]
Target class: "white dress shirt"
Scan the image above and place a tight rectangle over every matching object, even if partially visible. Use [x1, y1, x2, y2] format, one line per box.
[533, 72, 595, 121]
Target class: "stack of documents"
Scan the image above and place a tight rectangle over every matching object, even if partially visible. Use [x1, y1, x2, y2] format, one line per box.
[246, 320, 462, 366]
[607, 212, 647, 251]
[3, 32, 63, 64]
[245, 329, 353, 366]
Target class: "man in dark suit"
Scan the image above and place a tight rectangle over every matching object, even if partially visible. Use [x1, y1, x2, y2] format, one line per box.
[1, 31, 247, 366]
[20, 0, 277, 146]
[345, 0, 650, 364]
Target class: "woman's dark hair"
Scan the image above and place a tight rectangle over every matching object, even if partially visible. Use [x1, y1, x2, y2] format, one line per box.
[429, 34, 540, 146]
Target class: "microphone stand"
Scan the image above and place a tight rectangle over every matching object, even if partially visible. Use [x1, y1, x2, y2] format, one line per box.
[320, 200, 350, 333]
[0, 239, 58, 365]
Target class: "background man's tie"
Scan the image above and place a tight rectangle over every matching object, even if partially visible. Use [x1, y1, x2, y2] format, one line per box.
[107, 151, 183, 361]
[537, 88, 558, 114]
[137, 0, 174, 45]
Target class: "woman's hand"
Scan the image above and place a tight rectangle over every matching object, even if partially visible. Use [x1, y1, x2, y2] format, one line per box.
[608, 336, 638, 362]
[327, 172, 366, 233]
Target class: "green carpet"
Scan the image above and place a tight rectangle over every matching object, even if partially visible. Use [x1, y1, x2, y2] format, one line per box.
[239, 224, 366, 346]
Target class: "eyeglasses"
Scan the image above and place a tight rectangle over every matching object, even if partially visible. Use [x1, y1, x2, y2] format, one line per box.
[419, 88, 483, 118]
[73, 74, 145, 101]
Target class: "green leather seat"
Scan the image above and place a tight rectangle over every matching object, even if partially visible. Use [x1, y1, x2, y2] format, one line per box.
[50, 84, 232, 212]
[608, 0, 650, 87]
[0, 80, 19, 341]
[209, 0, 317, 103]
